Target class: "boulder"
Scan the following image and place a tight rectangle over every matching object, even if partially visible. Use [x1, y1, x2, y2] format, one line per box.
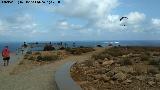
[112, 72, 126, 81]
[103, 60, 114, 66]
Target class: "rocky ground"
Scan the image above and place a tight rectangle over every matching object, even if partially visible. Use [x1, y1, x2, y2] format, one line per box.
[71, 46, 160, 90]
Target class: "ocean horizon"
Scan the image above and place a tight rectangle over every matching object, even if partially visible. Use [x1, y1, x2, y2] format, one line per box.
[0, 40, 160, 52]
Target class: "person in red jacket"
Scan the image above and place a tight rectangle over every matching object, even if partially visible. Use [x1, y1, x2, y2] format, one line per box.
[2, 46, 10, 66]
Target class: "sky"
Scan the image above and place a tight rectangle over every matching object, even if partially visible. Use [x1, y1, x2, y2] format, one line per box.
[0, 0, 160, 42]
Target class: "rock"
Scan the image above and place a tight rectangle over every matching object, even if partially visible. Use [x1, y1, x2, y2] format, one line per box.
[103, 60, 114, 65]
[136, 76, 146, 81]
[123, 79, 132, 84]
[109, 80, 115, 84]
[93, 61, 100, 67]
[115, 63, 121, 67]
[106, 70, 115, 77]
[104, 58, 109, 61]
[125, 79, 132, 83]
[113, 66, 134, 74]
[148, 81, 155, 86]
[101, 75, 110, 82]
[112, 72, 126, 81]
[155, 74, 160, 81]
[93, 75, 110, 82]
[93, 75, 101, 80]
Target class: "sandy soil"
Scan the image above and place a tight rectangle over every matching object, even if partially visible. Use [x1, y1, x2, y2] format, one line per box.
[0, 48, 103, 90]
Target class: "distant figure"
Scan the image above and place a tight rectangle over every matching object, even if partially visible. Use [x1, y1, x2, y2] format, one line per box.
[49, 42, 52, 45]
[73, 42, 76, 47]
[21, 49, 24, 54]
[23, 42, 28, 48]
[60, 42, 63, 46]
[1, 46, 10, 66]
[64, 43, 68, 48]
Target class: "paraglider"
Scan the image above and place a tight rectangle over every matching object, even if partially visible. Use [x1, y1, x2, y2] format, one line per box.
[120, 17, 128, 26]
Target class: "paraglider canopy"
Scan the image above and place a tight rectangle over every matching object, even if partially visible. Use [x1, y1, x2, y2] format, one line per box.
[120, 17, 128, 26]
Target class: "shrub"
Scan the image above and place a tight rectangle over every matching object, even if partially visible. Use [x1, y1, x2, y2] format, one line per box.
[24, 54, 29, 59]
[153, 53, 160, 56]
[36, 55, 59, 62]
[36, 55, 43, 61]
[147, 67, 159, 75]
[97, 45, 102, 47]
[119, 57, 133, 66]
[140, 54, 150, 61]
[28, 56, 35, 60]
[84, 60, 94, 67]
[92, 53, 111, 60]
[44, 45, 55, 51]
[104, 47, 127, 57]
[149, 58, 160, 65]
[59, 47, 65, 50]
[26, 51, 32, 54]
[34, 52, 41, 55]
[133, 65, 147, 75]
[65, 47, 94, 55]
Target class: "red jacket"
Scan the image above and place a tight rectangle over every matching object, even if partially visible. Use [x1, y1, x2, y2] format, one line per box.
[2, 48, 10, 58]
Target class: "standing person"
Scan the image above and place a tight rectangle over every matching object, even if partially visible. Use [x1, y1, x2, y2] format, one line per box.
[2, 46, 10, 66]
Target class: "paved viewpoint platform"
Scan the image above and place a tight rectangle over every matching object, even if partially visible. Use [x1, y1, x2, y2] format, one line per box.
[55, 61, 82, 90]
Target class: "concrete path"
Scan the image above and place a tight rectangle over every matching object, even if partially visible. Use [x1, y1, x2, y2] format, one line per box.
[55, 61, 82, 90]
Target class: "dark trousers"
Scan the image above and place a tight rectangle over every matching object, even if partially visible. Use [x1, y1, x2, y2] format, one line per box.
[3, 57, 10, 66]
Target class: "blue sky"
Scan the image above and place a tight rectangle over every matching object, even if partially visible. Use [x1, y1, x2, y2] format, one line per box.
[0, 0, 160, 41]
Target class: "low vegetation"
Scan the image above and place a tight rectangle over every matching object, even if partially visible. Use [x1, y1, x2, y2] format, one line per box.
[65, 47, 95, 55]
[71, 46, 160, 90]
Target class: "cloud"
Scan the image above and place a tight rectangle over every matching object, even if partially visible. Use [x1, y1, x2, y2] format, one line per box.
[152, 18, 160, 29]
[127, 12, 146, 25]
[54, 19, 83, 30]
[53, 0, 119, 20]
[94, 14, 122, 31]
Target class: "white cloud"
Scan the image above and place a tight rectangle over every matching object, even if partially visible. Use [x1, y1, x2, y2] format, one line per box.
[152, 18, 160, 29]
[1, 13, 38, 32]
[55, 20, 83, 30]
[127, 12, 146, 25]
[94, 14, 122, 31]
[53, 0, 119, 20]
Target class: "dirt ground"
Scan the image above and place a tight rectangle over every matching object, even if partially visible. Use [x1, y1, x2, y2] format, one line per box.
[0, 48, 103, 90]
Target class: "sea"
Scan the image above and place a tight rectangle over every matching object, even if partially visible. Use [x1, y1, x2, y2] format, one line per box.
[0, 40, 160, 52]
